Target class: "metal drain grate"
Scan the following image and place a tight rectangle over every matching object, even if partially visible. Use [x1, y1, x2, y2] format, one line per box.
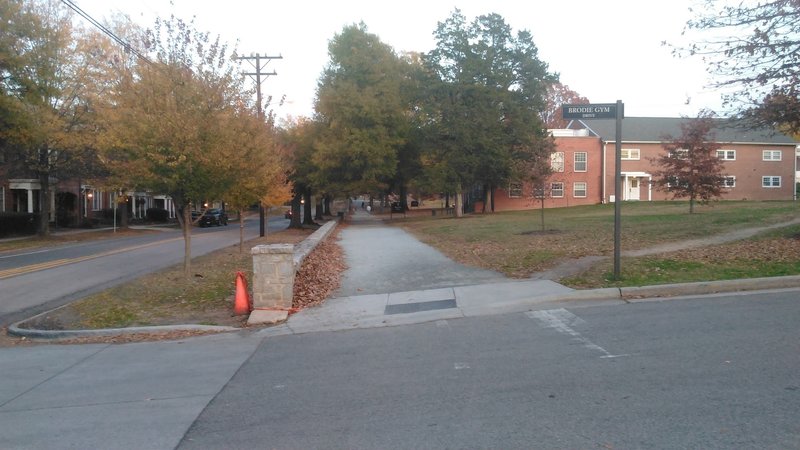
[384, 299, 457, 315]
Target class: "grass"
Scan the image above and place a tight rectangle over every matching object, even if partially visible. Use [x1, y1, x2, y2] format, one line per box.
[395, 200, 800, 282]
[562, 222, 800, 288]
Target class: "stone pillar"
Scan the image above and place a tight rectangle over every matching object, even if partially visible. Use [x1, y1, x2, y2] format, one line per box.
[249, 243, 295, 325]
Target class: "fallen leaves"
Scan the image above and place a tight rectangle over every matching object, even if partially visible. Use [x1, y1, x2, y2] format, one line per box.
[292, 230, 347, 310]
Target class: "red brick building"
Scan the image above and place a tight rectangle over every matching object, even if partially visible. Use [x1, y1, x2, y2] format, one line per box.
[488, 117, 798, 211]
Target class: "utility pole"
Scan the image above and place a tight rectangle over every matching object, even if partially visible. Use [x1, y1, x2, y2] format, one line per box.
[235, 53, 283, 237]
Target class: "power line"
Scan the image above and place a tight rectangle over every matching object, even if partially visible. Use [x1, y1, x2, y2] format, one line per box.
[61, 0, 152, 65]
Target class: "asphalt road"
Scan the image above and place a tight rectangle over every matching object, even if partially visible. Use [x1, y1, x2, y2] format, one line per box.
[0, 216, 288, 327]
[179, 291, 800, 449]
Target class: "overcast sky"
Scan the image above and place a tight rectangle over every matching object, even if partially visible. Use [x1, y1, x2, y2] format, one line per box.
[77, 0, 725, 124]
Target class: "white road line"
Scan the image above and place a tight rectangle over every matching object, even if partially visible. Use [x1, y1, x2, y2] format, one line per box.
[526, 309, 629, 359]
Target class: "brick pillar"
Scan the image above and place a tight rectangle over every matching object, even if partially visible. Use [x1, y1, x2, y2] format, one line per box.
[249, 243, 295, 325]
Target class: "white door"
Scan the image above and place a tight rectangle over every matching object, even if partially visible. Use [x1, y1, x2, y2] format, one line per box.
[628, 178, 640, 200]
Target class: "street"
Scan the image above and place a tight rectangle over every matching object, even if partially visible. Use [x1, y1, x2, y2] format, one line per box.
[2, 290, 797, 449]
[178, 291, 800, 449]
[0, 216, 288, 327]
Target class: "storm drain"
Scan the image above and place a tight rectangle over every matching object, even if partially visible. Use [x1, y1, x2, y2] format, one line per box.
[384, 299, 457, 315]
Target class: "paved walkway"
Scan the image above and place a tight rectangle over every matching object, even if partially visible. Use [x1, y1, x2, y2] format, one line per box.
[335, 209, 507, 296]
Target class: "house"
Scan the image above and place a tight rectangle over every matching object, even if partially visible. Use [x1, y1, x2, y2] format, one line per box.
[1, 173, 178, 232]
[581, 117, 798, 203]
[487, 117, 798, 212]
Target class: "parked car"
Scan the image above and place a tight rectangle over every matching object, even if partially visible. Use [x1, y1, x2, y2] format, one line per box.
[199, 208, 228, 227]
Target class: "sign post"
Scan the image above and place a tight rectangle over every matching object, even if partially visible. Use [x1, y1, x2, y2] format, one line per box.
[563, 101, 625, 280]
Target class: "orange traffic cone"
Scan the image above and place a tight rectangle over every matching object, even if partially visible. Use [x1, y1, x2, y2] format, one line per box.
[234, 271, 251, 315]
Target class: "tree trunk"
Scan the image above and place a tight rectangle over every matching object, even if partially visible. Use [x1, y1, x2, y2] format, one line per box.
[490, 185, 495, 212]
[289, 193, 303, 229]
[483, 184, 490, 213]
[314, 196, 324, 220]
[238, 212, 246, 254]
[455, 184, 464, 218]
[399, 182, 409, 211]
[119, 196, 129, 229]
[303, 190, 315, 225]
[540, 198, 546, 231]
[37, 170, 50, 236]
[323, 195, 332, 216]
[182, 205, 192, 278]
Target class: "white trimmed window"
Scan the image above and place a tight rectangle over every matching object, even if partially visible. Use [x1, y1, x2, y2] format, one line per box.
[574, 152, 587, 172]
[763, 150, 782, 161]
[722, 176, 736, 188]
[762, 176, 781, 188]
[508, 182, 523, 198]
[573, 182, 587, 198]
[551, 152, 564, 172]
[621, 148, 640, 160]
[91, 189, 102, 210]
[551, 182, 564, 198]
[717, 149, 736, 160]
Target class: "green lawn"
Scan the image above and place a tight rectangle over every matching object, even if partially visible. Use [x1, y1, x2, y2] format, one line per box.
[397, 201, 800, 282]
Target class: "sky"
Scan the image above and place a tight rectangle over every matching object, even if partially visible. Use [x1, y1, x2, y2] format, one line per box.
[76, 0, 725, 124]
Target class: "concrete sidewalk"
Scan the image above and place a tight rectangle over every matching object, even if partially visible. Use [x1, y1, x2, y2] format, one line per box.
[335, 209, 507, 296]
[0, 331, 262, 450]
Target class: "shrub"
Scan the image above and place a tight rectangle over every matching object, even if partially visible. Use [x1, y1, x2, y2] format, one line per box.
[0, 213, 38, 237]
[146, 208, 169, 222]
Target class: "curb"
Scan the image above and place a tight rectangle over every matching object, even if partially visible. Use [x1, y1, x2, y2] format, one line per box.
[618, 275, 800, 299]
[7, 322, 239, 340]
[7, 274, 800, 341]
[7, 300, 239, 340]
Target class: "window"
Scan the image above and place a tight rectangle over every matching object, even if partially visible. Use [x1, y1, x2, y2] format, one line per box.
[762, 176, 781, 188]
[717, 149, 736, 160]
[573, 182, 587, 198]
[666, 177, 688, 188]
[722, 176, 736, 188]
[91, 189, 102, 210]
[763, 150, 782, 161]
[551, 182, 564, 198]
[508, 182, 522, 198]
[551, 152, 564, 172]
[621, 148, 640, 160]
[671, 149, 689, 159]
[574, 152, 587, 172]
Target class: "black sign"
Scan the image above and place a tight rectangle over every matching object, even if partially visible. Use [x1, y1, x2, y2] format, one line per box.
[562, 103, 622, 120]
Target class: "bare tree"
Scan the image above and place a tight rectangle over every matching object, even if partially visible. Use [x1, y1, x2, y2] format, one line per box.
[674, 0, 800, 135]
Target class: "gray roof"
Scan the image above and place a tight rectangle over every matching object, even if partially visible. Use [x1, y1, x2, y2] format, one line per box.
[571, 117, 797, 145]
